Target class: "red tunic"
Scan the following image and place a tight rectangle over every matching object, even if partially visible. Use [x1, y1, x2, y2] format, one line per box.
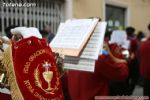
[140, 38, 150, 79]
[129, 38, 138, 53]
[67, 54, 128, 100]
[0, 92, 11, 100]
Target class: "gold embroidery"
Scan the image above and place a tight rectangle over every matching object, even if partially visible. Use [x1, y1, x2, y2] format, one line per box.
[2, 46, 24, 100]
[34, 63, 60, 95]
[34, 92, 48, 100]
[23, 49, 46, 74]
[24, 80, 34, 93]
[23, 62, 30, 74]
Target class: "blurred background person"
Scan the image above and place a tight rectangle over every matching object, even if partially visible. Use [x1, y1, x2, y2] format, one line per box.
[125, 27, 139, 95]
[136, 31, 146, 43]
[136, 31, 146, 87]
[139, 23, 150, 98]
[109, 30, 130, 96]
[67, 41, 128, 100]
[0, 36, 11, 100]
[0, 25, 17, 100]
[40, 23, 55, 43]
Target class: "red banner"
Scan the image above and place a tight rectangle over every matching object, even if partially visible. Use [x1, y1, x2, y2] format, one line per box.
[12, 37, 64, 100]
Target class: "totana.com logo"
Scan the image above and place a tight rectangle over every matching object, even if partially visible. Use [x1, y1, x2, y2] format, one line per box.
[1, 1, 36, 8]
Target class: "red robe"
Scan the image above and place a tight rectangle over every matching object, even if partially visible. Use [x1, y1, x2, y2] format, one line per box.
[67, 44, 128, 100]
[0, 92, 11, 100]
[140, 38, 150, 79]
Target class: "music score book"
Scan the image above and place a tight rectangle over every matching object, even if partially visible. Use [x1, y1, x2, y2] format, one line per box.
[50, 18, 99, 56]
[64, 22, 107, 72]
[50, 18, 107, 72]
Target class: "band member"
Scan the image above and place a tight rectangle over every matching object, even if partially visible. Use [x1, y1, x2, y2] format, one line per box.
[109, 30, 130, 95]
[2, 27, 64, 100]
[0, 36, 11, 100]
[140, 23, 150, 98]
[67, 41, 128, 100]
[125, 27, 139, 95]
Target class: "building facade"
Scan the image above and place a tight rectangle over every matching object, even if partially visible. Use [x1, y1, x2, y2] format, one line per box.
[71, 0, 150, 35]
[0, 0, 150, 36]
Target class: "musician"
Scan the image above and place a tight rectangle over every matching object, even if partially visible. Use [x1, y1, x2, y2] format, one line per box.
[140, 23, 150, 98]
[0, 36, 11, 100]
[109, 30, 130, 95]
[125, 27, 139, 95]
[2, 27, 64, 100]
[67, 41, 129, 100]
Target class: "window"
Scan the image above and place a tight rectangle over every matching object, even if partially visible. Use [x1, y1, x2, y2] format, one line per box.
[106, 5, 126, 32]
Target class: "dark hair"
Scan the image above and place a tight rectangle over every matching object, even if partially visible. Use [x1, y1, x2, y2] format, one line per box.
[137, 31, 145, 41]
[39, 30, 49, 38]
[4, 25, 18, 39]
[125, 27, 135, 37]
[148, 23, 150, 31]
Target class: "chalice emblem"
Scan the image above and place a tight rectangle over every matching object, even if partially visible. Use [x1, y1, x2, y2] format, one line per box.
[42, 61, 53, 91]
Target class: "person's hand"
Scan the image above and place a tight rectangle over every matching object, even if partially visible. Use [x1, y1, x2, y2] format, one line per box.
[103, 41, 109, 50]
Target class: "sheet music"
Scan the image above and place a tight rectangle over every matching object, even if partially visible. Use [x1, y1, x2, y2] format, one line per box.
[64, 22, 107, 72]
[64, 58, 95, 72]
[80, 22, 107, 60]
[50, 18, 99, 56]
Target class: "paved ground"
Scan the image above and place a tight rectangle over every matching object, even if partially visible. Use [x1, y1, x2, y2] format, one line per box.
[132, 85, 143, 96]
[0, 85, 145, 98]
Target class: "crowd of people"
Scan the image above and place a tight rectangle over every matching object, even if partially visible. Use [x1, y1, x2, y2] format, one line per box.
[0, 23, 150, 100]
[62, 24, 150, 100]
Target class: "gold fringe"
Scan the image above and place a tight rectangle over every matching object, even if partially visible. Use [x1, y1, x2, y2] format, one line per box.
[2, 46, 24, 100]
